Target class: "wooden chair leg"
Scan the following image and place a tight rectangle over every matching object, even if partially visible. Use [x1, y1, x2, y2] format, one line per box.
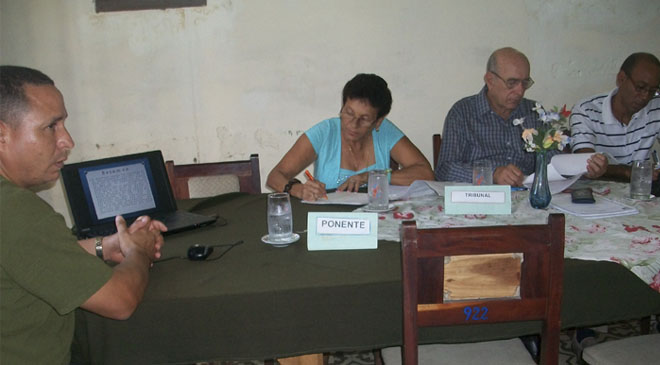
[373, 349, 384, 365]
[640, 316, 651, 334]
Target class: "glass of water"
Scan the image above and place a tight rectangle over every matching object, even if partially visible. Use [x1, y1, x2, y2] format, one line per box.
[630, 160, 652, 200]
[367, 170, 389, 211]
[472, 160, 493, 185]
[267, 193, 293, 242]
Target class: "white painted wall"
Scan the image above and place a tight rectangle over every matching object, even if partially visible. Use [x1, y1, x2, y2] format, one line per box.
[1, 0, 659, 225]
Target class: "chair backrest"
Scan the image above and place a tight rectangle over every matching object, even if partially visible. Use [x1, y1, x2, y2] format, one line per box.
[432, 134, 442, 168]
[391, 134, 442, 172]
[165, 154, 261, 199]
[399, 214, 565, 365]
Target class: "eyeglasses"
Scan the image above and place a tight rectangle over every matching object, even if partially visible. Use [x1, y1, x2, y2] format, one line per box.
[624, 71, 659, 97]
[340, 108, 377, 128]
[490, 71, 535, 90]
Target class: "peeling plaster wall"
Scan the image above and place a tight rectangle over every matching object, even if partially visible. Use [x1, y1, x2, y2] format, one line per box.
[1, 0, 659, 225]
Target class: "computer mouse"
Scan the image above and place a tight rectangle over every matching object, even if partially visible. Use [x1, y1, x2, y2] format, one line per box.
[187, 244, 214, 261]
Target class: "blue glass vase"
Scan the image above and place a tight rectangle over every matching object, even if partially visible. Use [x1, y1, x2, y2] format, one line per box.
[529, 150, 552, 209]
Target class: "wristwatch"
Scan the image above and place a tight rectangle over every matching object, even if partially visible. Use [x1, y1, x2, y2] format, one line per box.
[283, 178, 301, 193]
[94, 236, 104, 259]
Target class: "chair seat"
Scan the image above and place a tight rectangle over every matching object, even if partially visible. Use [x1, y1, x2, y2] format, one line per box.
[381, 338, 535, 365]
[582, 333, 660, 365]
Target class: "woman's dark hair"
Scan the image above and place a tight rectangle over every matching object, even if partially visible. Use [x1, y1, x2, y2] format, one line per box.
[342, 73, 392, 119]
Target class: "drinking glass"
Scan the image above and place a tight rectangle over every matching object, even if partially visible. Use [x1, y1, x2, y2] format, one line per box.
[630, 160, 652, 199]
[267, 193, 293, 242]
[367, 170, 389, 211]
[472, 160, 493, 185]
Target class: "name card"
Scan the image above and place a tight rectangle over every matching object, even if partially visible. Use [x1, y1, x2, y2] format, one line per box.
[444, 185, 511, 215]
[307, 212, 378, 251]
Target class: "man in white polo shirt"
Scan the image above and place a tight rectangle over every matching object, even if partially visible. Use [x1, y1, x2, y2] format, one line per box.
[570, 52, 660, 182]
[568, 52, 660, 359]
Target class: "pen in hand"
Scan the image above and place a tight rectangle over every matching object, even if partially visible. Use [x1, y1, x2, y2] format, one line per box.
[304, 170, 328, 200]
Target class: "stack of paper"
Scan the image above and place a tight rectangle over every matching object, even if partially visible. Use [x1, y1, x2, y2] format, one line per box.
[302, 191, 368, 205]
[549, 193, 638, 219]
[303, 180, 447, 205]
[523, 153, 594, 194]
[388, 180, 446, 200]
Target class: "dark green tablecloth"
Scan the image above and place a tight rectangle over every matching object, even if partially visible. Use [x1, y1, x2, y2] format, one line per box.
[73, 193, 660, 364]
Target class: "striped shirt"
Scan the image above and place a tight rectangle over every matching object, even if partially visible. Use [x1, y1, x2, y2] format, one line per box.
[435, 86, 557, 182]
[570, 88, 660, 165]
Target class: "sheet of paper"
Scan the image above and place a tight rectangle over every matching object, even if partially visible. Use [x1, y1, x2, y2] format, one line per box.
[549, 193, 639, 219]
[388, 180, 446, 200]
[302, 191, 368, 205]
[523, 153, 594, 194]
[551, 153, 595, 175]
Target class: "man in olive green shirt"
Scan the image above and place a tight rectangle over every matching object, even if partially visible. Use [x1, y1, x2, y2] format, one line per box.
[0, 65, 166, 364]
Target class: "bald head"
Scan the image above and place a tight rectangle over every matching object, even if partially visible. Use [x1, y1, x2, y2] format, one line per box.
[483, 47, 532, 120]
[487, 47, 530, 74]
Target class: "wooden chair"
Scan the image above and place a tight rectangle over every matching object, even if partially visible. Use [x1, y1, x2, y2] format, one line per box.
[432, 134, 442, 168]
[381, 214, 565, 365]
[583, 333, 660, 364]
[165, 154, 261, 199]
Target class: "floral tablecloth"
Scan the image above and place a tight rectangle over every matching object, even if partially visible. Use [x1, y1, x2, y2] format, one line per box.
[355, 181, 660, 292]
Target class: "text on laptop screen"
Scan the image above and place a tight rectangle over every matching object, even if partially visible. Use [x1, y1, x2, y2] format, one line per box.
[79, 157, 157, 222]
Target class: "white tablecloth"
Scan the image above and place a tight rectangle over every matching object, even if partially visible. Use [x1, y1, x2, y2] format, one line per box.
[357, 181, 660, 291]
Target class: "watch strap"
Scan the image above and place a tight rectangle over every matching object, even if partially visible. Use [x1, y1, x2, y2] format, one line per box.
[94, 237, 104, 259]
[283, 178, 301, 193]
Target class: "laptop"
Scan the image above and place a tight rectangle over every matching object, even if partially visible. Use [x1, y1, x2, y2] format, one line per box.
[61, 150, 218, 239]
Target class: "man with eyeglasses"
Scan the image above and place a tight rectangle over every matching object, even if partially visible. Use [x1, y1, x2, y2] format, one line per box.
[570, 52, 660, 183]
[567, 52, 660, 360]
[435, 47, 604, 185]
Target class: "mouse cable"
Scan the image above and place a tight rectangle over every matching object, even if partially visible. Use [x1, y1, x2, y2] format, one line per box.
[205, 239, 244, 261]
[153, 240, 244, 264]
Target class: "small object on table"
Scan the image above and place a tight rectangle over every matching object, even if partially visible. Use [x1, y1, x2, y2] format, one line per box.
[571, 188, 595, 204]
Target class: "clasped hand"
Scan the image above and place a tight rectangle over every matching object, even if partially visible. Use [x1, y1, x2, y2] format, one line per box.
[102, 216, 167, 263]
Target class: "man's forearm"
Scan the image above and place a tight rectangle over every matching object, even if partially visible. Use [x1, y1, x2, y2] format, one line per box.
[601, 164, 631, 182]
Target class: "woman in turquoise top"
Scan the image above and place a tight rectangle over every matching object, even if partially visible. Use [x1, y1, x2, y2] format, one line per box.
[267, 73, 433, 201]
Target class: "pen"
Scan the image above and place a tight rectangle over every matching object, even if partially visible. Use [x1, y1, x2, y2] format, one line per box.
[304, 170, 328, 199]
[511, 186, 529, 191]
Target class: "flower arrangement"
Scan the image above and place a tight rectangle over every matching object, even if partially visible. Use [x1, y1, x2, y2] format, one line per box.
[512, 103, 571, 152]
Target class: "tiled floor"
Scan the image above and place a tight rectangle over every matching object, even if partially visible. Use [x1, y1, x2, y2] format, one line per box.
[201, 318, 658, 365]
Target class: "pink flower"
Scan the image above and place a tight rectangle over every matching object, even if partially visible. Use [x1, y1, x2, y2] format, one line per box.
[651, 271, 660, 292]
[624, 224, 650, 233]
[586, 224, 606, 234]
[464, 214, 487, 220]
[393, 211, 414, 220]
[630, 237, 660, 254]
[631, 237, 652, 245]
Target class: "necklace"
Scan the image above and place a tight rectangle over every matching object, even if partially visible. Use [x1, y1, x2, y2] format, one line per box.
[344, 140, 372, 171]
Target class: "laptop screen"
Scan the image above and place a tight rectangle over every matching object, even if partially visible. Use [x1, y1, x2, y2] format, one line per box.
[79, 156, 158, 223]
[61, 150, 178, 236]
